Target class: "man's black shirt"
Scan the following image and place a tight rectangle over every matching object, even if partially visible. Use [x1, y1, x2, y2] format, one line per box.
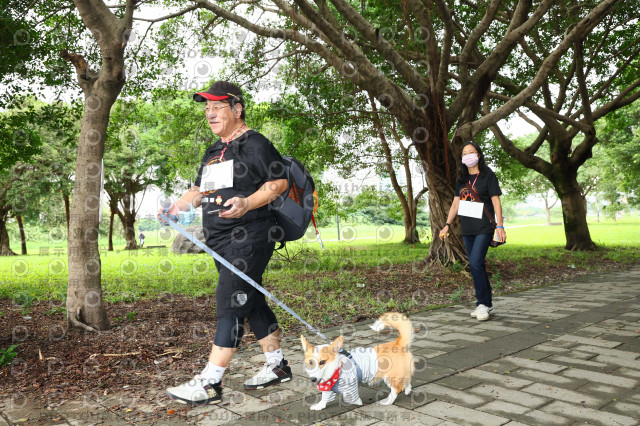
[194, 130, 285, 250]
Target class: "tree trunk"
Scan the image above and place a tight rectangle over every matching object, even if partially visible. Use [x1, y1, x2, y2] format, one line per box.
[544, 198, 551, 224]
[403, 204, 420, 244]
[63, 193, 71, 235]
[16, 215, 27, 255]
[121, 211, 137, 250]
[67, 93, 115, 330]
[555, 173, 596, 251]
[108, 211, 115, 251]
[0, 217, 16, 256]
[63, 0, 131, 331]
[408, 111, 466, 264]
[121, 193, 137, 250]
[370, 95, 422, 246]
[424, 172, 466, 264]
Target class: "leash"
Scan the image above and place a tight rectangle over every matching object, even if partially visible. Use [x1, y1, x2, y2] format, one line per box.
[161, 214, 329, 342]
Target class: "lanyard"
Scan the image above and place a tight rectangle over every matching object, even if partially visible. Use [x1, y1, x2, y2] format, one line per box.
[219, 143, 230, 162]
[469, 172, 479, 191]
[219, 124, 248, 161]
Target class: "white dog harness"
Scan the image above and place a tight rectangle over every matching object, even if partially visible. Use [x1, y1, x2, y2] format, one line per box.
[317, 347, 378, 404]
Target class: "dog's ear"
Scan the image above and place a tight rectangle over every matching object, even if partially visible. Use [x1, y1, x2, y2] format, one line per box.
[329, 336, 344, 353]
[300, 335, 312, 353]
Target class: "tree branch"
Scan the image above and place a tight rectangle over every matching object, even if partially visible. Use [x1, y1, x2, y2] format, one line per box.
[432, 0, 455, 97]
[458, 0, 502, 82]
[133, 4, 198, 23]
[368, 94, 410, 214]
[525, 127, 549, 157]
[516, 109, 542, 132]
[60, 50, 98, 94]
[72, 0, 120, 46]
[449, 0, 555, 123]
[577, 44, 640, 115]
[592, 76, 640, 120]
[328, 0, 430, 96]
[193, 0, 363, 86]
[455, 0, 619, 142]
[574, 41, 594, 128]
[487, 115, 553, 180]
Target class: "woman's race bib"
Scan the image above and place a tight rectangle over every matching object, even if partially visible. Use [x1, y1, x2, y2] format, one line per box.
[458, 200, 484, 218]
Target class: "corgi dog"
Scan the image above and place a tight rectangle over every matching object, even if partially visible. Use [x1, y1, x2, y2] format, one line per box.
[300, 312, 413, 411]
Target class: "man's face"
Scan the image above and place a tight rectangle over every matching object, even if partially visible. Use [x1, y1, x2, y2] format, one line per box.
[205, 100, 241, 137]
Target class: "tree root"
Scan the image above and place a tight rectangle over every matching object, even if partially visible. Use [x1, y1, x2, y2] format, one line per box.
[68, 307, 99, 332]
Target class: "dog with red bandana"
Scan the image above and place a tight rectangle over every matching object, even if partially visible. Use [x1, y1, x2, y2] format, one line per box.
[300, 312, 414, 410]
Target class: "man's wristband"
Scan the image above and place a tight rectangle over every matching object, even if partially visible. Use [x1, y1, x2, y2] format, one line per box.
[496, 225, 504, 229]
[445, 223, 451, 228]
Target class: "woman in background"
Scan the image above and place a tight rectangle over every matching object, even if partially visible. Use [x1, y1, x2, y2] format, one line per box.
[439, 141, 506, 321]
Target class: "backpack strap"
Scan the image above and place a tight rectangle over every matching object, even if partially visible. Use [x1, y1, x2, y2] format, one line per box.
[311, 190, 325, 249]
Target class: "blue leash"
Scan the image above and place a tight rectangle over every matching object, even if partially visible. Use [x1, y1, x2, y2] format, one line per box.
[161, 214, 329, 342]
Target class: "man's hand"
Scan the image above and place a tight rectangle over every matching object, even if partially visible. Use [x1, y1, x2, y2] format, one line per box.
[218, 197, 249, 219]
[157, 202, 179, 225]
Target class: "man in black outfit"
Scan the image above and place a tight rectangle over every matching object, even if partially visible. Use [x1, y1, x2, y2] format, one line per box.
[162, 81, 291, 406]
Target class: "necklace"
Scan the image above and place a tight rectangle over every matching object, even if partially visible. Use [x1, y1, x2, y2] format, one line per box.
[221, 124, 248, 143]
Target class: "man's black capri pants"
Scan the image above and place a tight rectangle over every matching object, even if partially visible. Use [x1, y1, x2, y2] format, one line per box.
[212, 240, 279, 348]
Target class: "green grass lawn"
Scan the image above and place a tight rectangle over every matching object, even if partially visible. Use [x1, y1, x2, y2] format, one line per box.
[1, 217, 639, 304]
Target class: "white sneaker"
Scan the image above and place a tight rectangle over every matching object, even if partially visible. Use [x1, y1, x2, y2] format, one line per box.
[470, 305, 494, 318]
[166, 375, 222, 405]
[244, 359, 292, 390]
[474, 305, 491, 321]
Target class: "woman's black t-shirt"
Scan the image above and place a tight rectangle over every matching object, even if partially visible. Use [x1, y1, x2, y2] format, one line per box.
[194, 130, 285, 250]
[454, 167, 502, 236]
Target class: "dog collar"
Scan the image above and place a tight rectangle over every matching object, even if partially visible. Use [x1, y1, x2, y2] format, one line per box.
[316, 366, 340, 391]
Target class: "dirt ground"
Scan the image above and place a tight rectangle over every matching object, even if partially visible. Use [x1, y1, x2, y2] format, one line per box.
[1, 256, 637, 421]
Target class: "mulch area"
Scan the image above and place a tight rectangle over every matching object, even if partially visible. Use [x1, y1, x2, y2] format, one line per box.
[0, 256, 638, 421]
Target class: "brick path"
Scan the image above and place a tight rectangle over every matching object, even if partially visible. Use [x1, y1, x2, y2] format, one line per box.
[1, 267, 639, 425]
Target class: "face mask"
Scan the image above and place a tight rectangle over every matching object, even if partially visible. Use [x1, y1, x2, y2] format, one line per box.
[462, 153, 479, 167]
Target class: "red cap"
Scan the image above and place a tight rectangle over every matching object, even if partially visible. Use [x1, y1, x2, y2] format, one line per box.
[193, 81, 243, 103]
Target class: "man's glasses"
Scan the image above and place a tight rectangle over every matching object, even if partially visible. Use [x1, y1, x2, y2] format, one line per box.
[203, 105, 230, 113]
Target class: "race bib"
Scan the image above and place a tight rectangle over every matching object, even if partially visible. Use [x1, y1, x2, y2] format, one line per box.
[458, 200, 484, 219]
[200, 160, 234, 192]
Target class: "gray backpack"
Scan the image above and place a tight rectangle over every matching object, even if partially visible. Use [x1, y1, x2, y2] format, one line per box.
[268, 156, 319, 245]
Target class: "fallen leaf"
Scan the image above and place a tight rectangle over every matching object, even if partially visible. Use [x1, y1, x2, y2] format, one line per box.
[167, 409, 176, 415]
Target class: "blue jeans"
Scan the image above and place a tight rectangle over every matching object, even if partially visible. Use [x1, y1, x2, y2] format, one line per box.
[462, 233, 493, 308]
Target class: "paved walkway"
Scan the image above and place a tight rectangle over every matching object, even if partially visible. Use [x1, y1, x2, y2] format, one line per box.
[1, 267, 639, 425]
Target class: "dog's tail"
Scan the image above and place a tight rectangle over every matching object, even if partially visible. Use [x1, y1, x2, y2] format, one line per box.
[370, 312, 412, 348]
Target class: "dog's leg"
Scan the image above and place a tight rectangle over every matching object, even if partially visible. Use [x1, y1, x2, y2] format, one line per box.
[404, 383, 412, 395]
[310, 391, 335, 411]
[370, 320, 385, 331]
[310, 401, 327, 411]
[379, 389, 398, 405]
